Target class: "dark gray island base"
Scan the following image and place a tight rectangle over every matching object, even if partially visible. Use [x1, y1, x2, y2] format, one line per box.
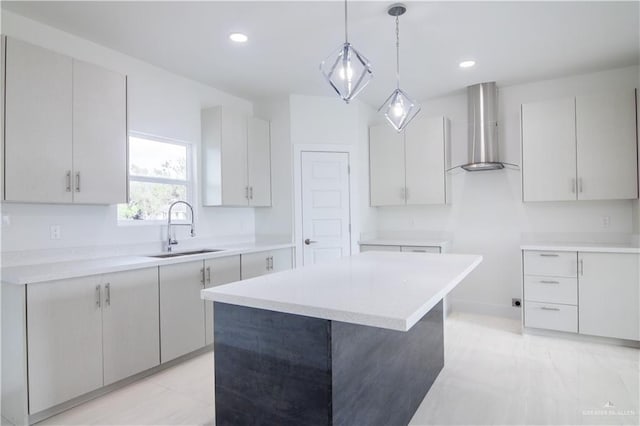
[213, 300, 444, 426]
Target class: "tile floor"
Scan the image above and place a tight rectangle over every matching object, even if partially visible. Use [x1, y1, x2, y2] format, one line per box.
[32, 312, 639, 425]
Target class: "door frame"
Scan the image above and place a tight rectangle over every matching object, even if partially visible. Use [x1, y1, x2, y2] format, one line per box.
[293, 144, 356, 267]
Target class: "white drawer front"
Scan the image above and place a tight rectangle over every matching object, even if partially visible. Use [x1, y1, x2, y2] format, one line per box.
[524, 276, 577, 305]
[400, 246, 441, 254]
[525, 302, 577, 333]
[359, 245, 401, 253]
[523, 250, 577, 277]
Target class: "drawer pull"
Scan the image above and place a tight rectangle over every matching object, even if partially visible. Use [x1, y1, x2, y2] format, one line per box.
[539, 253, 559, 257]
[540, 306, 560, 311]
[539, 280, 559, 284]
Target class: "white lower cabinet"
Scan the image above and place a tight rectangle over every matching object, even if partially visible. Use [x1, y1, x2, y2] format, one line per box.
[240, 248, 293, 279]
[26, 267, 159, 414]
[578, 252, 639, 341]
[204, 255, 241, 345]
[102, 268, 160, 385]
[523, 249, 639, 341]
[27, 276, 104, 414]
[159, 261, 206, 363]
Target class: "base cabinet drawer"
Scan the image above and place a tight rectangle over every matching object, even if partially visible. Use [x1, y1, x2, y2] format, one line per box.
[524, 276, 577, 305]
[525, 302, 577, 333]
[400, 246, 441, 253]
[523, 250, 577, 277]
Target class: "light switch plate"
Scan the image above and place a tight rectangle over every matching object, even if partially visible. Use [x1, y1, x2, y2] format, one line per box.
[50, 225, 61, 240]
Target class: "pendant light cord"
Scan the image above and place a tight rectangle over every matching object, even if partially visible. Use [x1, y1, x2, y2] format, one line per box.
[344, 0, 349, 43]
[395, 16, 400, 88]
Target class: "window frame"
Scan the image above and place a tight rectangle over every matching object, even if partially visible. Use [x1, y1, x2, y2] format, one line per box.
[118, 131, 194, 225]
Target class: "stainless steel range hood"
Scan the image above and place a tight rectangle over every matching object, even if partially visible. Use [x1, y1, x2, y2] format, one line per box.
[461, 82, 504, 171]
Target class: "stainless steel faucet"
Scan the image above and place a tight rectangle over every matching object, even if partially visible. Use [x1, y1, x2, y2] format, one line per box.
[167, 201, 195, 252]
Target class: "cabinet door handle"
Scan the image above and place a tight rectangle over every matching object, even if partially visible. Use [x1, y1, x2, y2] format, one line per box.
[249, 186, 253, 200]
[75, 172, 81, 192]
[539, 253, 559, 257]
[579, 259, 584, 276]
[540, 306, 560, 311]
[206, 266, 211, 284]
[105, 283, 111, 306]
[66, 171, 72, 192]
[265, 256, 270, 271]
[95, 285, 101, 308]
[245, 186, 249, 200]
[578, 178, 583, 193]
[269, 256, 274, 271]
[571, 178, 576, 194]
[539, 280, 559, 284]
[411, 249, 427, 253]
[200, 268, 205, 286]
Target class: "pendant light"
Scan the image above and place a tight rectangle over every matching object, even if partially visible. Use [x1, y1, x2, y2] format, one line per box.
[378, 3, 421, 132]
[320, 0, 373, 103]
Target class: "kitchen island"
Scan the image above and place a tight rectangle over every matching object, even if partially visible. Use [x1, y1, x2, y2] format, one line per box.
[201, 251, 482, 426]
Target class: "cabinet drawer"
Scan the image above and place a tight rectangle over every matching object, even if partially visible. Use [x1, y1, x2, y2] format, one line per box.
[400, 246, 441, 254]
[359, 244, 401, 253]
[523, 250, 577, 277]
[524, 276, 577, 305]
[525, 302, 577, 333]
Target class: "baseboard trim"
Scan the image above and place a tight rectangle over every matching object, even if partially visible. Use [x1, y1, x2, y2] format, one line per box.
[449, 298, 521, 320]
[523, 327, 640, 349]
[28, 346, 213, 425]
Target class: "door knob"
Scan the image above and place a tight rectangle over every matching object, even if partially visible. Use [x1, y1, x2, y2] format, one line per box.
[304, 238, 317, 245]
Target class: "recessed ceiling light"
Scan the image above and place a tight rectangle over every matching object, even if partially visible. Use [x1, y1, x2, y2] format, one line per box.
[229, 33, 248, 43]
[459, 60, 476, 69]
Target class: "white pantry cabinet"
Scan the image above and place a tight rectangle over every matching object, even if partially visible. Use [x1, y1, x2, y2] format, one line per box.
[159, 261, 206, 363]
[3, 37, 128, 204]
[26, 267, 159, 414]
[201, 107, 271, 206]
[204, 255, 241, 345]
[369, 116, 449, 206]
[578, 252, 639, 341]
[241, 248, 294, 280]
[521, 90, 638, 202]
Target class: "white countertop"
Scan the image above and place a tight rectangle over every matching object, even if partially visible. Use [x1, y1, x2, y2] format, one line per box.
[359, 238, 449, 247]
[1, 242, 294, 285]
[520, 242, 640, 254]
[202, 252, 482, 332]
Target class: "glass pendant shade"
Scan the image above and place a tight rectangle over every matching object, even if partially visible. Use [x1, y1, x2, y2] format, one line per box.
[320, 42, 373, 104]
[379, 87, 421, 132]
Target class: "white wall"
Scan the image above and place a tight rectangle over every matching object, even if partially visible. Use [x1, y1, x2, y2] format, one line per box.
[1, 11, 256, 256]
[376, 65, 639, 318]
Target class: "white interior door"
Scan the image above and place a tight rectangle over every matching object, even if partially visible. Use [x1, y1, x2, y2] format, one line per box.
[301, 151, 351, 266]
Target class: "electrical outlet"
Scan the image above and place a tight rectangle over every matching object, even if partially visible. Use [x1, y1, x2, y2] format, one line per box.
[50, 225, 61, 240]
[512, 298, 522, 308]
[602, 216, 611, 228]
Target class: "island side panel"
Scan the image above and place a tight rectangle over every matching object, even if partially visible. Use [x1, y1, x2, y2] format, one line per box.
[213, 302, 332, 426]
[331, 300, 444, 426]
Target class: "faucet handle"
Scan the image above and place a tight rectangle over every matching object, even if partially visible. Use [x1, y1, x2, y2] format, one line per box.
[169, 238, 178, 245]
[190, 229, 195, 237]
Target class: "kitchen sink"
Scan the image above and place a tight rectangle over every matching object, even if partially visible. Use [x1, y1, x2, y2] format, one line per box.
[148, 249, 226, 258]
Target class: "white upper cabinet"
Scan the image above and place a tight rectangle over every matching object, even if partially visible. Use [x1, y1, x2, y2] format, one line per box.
[369, 123, 405, 206]
[4, 37, 73, 203]
[247, 117, 272, 206]
[72, 60, 127, 204]
[3, 37, 128, 204]
[521, 89, 638, 202]
[201, 106, 271, 207]
[369, 116, 449, 207]
[521, 98, 577, 202]
[576, 90, 638, 200]
[404, 116, 448, 205]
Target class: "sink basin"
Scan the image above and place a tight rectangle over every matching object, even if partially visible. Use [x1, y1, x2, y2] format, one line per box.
[148, 249, 226, 259]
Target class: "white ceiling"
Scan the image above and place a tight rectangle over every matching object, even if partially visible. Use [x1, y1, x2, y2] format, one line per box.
[3, 1, 639, 105]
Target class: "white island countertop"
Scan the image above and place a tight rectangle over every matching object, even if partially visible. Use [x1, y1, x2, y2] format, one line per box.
[202, 252, 482, 332]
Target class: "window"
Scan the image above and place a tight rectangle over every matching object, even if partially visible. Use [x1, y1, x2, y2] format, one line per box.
[118, 134, 193, 222]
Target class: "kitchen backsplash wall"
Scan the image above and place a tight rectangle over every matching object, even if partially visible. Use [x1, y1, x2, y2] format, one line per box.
[375, 65, 639, 318]
[1, 11, 256, 255]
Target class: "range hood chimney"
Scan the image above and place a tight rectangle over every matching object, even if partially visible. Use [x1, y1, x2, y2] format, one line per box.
[461, 82, 504, 171]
